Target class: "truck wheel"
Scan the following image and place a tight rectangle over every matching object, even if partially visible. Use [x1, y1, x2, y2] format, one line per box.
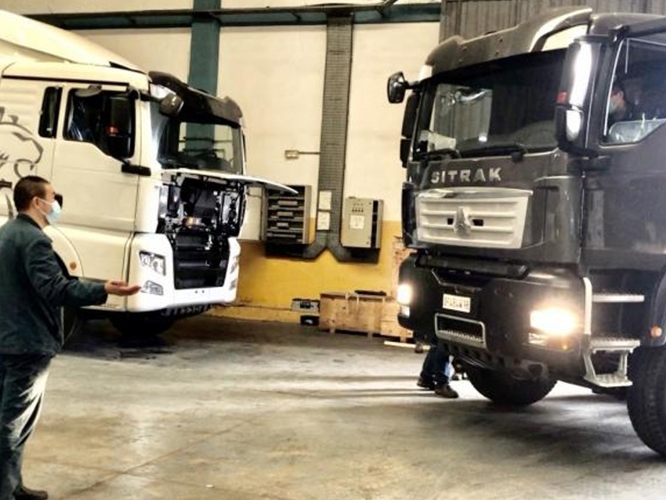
[109, 314, 176, 337]
[627, 347, 666, 457]
[466, 365, 556, 406]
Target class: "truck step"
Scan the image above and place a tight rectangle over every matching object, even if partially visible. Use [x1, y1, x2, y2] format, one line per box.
[589, 337, 641, 352]
[584, 372, 633, 388]
[592, 293, 645, 304]
[583, 336, 640, 389]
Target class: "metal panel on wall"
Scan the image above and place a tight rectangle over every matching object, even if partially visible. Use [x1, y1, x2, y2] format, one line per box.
[441, 0, 662, 41]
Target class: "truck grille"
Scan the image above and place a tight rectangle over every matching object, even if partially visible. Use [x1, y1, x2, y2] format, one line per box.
[172, 230, 228, 290]
[415, 187, 531, 249]
[435, 313, 486, 348]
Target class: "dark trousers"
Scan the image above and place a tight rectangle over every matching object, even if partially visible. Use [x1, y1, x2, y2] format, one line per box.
[0, 354, 52, 500]
[420, 344, 452, 385]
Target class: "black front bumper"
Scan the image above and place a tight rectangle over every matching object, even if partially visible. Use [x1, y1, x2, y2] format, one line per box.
[398, 254, 586, 372]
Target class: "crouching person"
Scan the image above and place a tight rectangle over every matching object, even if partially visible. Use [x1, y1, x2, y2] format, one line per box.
[0, 176, 140, 500]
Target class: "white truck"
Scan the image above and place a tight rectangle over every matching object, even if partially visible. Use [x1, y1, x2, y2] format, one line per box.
[0, 10, 291, 336]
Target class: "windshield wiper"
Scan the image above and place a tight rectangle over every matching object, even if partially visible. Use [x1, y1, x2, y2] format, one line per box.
[462, 142, 529, 161]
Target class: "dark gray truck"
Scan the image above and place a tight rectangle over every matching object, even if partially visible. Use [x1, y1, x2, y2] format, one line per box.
[388, 6, 666, 456]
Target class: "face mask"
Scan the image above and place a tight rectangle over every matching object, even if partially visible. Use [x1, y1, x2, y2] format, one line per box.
[38, 198, 62, 225]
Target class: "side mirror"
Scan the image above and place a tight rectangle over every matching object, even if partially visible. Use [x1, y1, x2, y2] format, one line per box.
[555, 39, 602, 155]
[387, 71, 409, 104]
[400, 93, 420, 165]
[159, 93, 184, 117]
[101, 96, 134, 160]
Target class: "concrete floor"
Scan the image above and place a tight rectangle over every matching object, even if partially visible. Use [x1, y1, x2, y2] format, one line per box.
[21, 315, 666, 500]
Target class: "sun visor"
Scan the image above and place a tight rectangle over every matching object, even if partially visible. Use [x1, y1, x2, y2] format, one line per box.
[150, 71, 243, 127]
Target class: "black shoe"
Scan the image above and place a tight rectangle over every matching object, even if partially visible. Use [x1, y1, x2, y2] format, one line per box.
[14, 485, 48, 500]
[417, 376, 435, 390]
[434, 383, 459, 399]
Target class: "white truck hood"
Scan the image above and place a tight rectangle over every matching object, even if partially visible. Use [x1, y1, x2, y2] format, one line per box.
[0, 10, 140, 71]
[162, 168, 297, 194]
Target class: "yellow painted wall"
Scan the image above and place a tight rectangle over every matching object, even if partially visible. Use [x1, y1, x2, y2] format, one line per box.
[212, 220, 403, 321]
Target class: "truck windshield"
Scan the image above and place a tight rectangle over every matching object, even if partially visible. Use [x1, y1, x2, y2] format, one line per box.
[414, 50, 565, 159]
[153, 103, 244, 174]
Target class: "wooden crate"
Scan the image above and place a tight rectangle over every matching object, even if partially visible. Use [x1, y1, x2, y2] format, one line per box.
[320, 292, 386, 335]
[380, 299, 413, 343]
[320, 293, 413, 343]
[391, 236, 414, 299]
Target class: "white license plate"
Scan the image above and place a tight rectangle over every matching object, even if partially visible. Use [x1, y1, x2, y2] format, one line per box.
[443, 294, 471, 313]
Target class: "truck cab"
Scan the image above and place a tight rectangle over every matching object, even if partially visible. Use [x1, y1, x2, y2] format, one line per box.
[0, 10, 291, 336]
[389, 7, 666, 457]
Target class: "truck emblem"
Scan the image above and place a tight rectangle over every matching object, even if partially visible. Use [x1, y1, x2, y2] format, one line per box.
[453, 206, 473, 235]
[431, 167, 502, 185]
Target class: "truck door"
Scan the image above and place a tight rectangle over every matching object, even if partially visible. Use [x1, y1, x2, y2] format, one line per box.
[51, 83, 140, 234]
[0, 78, 58, 220]
[585, 30, 666, 265]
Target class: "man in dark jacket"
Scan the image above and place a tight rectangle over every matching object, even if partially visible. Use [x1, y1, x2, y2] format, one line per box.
[0, 176, 140, 500]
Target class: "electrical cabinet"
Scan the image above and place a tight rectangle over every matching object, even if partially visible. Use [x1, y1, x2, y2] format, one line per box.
[261, 185, 311, 245]
[341, 197, 383, 249]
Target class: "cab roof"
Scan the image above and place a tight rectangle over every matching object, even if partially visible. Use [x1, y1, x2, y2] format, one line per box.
[0, 9, 140, 71]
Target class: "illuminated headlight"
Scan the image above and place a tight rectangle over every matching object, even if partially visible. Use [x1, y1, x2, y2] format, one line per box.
[397, 284, 413, 306]
[141, 281, 164, 296]
[140, 251, 166, 276]
[530, 308, 578, 337]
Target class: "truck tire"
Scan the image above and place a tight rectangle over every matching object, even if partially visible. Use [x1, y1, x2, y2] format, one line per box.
[466, 365, 556, 406]
[627, 347, 666, 457]
[109, 313, 176, 337]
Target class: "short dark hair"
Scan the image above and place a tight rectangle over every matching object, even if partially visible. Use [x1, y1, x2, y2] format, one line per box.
[14, 176, 49, 211]
[612, 79, 626, 94]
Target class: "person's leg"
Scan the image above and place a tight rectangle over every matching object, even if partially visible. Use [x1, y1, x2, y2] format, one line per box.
[0, 354, 52, 500]
[417, 344, 438, 389]
[433, 346, 459, 399]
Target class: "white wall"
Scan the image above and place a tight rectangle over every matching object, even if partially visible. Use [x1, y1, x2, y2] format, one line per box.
[0, 1, 192, 14]
[218, 26, 326, 205]
[218, 22, 438, 223]
[345, 22, 438, 220]
[76, 29, 191, 83]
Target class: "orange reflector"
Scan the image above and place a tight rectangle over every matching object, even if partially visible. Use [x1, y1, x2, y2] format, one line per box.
[651, 326, 663, 338]
[557, 91, 568, 104]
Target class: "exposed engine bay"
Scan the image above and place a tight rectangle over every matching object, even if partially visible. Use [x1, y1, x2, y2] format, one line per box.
[158, 176, 246, 289]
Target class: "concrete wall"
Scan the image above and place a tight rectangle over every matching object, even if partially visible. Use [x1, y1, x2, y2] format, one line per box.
[76, 29, 192, 82]
[218, 21, 438, 317]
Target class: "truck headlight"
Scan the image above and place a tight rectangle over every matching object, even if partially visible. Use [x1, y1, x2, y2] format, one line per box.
[140, 251, 166, 276]
[141, 281, 164, 296]
[530, 308, 578, 337]
[397, 283, 413, 306]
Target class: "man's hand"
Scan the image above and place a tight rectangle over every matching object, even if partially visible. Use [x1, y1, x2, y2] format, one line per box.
[104, 280, 142, 296]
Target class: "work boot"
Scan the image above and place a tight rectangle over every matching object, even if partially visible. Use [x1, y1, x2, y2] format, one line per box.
[434, 383, 459, 399]
[14, 485, 48, 500]
[417, 376, 435, 390]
